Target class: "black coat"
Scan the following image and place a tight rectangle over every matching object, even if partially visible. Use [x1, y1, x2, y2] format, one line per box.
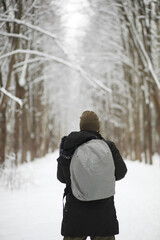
[57, 130, 127, 237]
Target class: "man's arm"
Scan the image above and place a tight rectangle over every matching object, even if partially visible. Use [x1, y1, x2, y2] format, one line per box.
[107, 141, 127, 181]
[57, 157, 66, 183]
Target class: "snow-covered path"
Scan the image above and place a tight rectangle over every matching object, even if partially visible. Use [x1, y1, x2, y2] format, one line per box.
[0, 151, 160, 240]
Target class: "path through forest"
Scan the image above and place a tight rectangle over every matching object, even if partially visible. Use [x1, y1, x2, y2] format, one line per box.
[0, 151, 160, 240]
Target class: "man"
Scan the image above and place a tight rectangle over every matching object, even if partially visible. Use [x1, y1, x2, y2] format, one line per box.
[57, 110, 127, 240]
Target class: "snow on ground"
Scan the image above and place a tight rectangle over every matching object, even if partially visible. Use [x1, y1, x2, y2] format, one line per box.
[0, 151, 160, 240]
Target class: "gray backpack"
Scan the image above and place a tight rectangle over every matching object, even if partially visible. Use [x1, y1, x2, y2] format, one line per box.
[70, 139, 115, 201]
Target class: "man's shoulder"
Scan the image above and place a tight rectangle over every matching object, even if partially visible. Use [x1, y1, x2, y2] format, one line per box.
[104, 139, 116, 148]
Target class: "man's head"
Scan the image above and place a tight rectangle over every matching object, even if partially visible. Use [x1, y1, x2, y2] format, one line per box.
[80, 110, 100, 132]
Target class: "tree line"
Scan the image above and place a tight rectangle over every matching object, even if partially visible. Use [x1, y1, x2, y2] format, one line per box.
[0, 0, 60, 166]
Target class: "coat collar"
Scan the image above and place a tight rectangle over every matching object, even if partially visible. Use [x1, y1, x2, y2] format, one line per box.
[63, 130, 102, 150]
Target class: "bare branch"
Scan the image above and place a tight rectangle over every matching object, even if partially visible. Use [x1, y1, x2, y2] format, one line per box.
[0, 31, 30, 40]
[0, 87, 23, 107]
[13, 57, 45, 69]
[0, 18, 59, 40]
[0, 49, 112, 94]
[0, 18, 69, 55]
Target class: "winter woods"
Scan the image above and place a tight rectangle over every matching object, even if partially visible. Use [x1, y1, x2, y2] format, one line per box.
[0, 0, 160, 167]
[116, 0, 160, 163]
[0, 0, 60, 166]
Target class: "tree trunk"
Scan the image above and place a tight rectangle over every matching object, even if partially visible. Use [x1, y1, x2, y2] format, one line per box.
[0, 107, 6, 165]
[0, 70, 6, 165]
[14, 77, 25, 165]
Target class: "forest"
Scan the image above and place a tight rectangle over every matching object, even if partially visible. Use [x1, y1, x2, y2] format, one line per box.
[0, 0, 160, 167]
